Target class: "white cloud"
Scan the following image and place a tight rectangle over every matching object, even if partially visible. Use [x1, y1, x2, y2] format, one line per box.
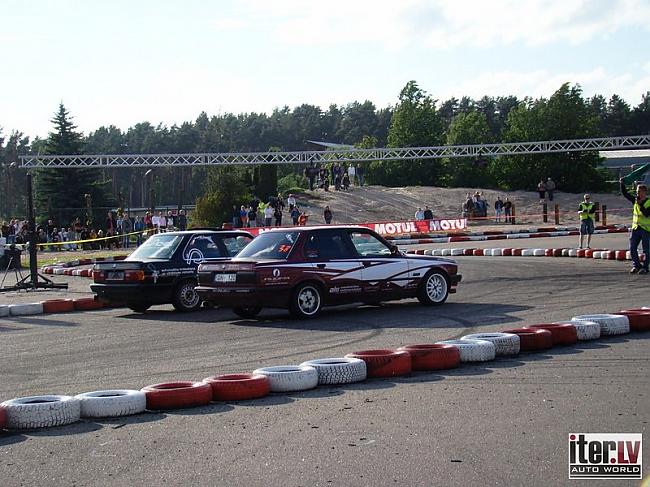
[436, 66, 649, 104]
[219, 0, 650, 50]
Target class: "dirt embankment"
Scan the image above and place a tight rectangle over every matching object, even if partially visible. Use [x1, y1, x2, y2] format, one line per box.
[290, 185, 631, 229]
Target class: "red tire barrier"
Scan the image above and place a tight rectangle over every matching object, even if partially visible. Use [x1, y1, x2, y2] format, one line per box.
[577, 249, 587, 258]
[345, 349, 411, 378]
[544, 249, 554, 257]
[63, 269, 73, 276]
[450, 236, 470, 242]
[513, 248, 523, 256]
[203, 374, 271, 401]
[553, 249, 564, 257]
[73, 297, 104, 311]
[603, 251, 616, 260]
[615, 250, 627, 261]
[397, 344, 461, 371]
[528, 324, 578, 346]
[141, 381, 213, 410]
[42, 299, 75, 314]
[463, 248, 474, 256]
[473, 249, 484, 256]
[502, 248, 513, 256]
[617, 310, 650, 332]
[500, 328, 553, 351]
[0, 406, 6, 430]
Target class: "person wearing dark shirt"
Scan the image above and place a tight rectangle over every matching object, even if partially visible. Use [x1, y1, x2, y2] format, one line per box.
[423, 206, 433, 220]
[621, 179, 650, 274]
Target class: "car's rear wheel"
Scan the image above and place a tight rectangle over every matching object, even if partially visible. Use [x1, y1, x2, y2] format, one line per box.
[128, 303, 151, 313]
[172, 280, 201, 312]
[290, 283, 323, 319]
[417, 270, 449, 306]
[232, 306, 262, 319]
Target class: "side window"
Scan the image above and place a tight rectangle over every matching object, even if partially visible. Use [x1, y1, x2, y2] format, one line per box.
[304, 231, 354, 260]
[221, 235, 252, 257]
[183, 235, 223, 264]
[349, 231, 392, 257]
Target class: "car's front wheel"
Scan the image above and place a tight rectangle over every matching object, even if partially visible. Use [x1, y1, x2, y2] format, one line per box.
[172, 280, 202, 312]
[232, 307, 262, 319]
[289, 282, 323, 319]
[417, 271, 449, 306]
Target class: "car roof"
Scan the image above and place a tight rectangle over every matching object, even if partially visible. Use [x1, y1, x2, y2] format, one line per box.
[156, 230, 254, 237]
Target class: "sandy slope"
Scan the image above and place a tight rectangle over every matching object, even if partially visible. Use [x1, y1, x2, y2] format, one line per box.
[291, 184, 631, 228]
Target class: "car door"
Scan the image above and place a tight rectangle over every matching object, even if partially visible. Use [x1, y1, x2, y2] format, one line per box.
[302, 230, 364, 303]
[347, 230, 411, 298]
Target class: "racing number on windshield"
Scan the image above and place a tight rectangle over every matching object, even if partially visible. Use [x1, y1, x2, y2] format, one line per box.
[278, 244, 292, 253]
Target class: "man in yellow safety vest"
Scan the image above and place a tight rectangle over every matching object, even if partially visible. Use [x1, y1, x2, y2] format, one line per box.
[620, 179, 650, 274]
[578, 194, 596, 249]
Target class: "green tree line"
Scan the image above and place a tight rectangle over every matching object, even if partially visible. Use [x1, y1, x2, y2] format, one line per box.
[1, 81, 649, 224]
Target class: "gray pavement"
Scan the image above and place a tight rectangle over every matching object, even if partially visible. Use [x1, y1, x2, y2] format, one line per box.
[0, 243, 648, 486]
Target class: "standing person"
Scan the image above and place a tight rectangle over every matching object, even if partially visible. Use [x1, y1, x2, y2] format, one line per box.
[342, 172, 350, 191]
[423, 206, 433, 220]
[620, 179, 650, 274]
[247, 206, 257, 228]
[537, 179, 547, 203]
[287, 194, 296, 211]
[166, 211, 175, 230]
[546, 177, 556, 201]
[144, 211, 153, 235]
[232, 205, 241, 228]
[273, 205, 283, 226]
[503, 197, 513, 224]
[240, 205, 249, 228]
[356, 164, 365, 187]
[264, 205, 273, 227]
[463, 193, 475, 219]
[347, 165, 356, 187]
[73, 217, 83, 248]
[121, 214, 132, 249]
[290, 206, 300, 225]
[494, 197, 504, 223]
[158, 211, 167, 233]
[177, 209, 187, 231]
[578, 194, 596, 249]
[414, 207, 424, 220]
[134, 216, 145, 247]
[323, 206, 333, 224]
[151, 212, 159, 233]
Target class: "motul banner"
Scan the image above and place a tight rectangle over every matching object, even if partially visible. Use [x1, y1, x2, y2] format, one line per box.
[245, 218, 467, 237]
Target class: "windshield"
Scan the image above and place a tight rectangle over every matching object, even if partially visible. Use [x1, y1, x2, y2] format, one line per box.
[127, 234, 184, 260]
[235, 231, 299, 260]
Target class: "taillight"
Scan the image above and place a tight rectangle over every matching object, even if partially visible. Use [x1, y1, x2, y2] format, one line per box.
[125, 270, 145, 281]
[93, 270, 104, 282]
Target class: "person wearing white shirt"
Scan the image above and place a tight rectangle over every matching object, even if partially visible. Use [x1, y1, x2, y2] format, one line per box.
[347, 165, 356, 186]
[151, 213, 160, 232]
[287, 194, 296, 210]
[264, 206, 274, 227]
[414, 207, 424, 220]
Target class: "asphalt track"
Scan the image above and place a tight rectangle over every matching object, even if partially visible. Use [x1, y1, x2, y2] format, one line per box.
[0, 234, 648, 486]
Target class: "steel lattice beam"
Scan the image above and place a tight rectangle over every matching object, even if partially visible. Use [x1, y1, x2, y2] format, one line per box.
[19, 135, 650, 168]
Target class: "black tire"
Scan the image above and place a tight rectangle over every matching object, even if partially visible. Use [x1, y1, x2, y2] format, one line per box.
[172, 280, 202, 312]
[127, 303, 151, 313]
[417, 270, 449, 306]
[232, 306, 262, 319]
[289, 282, 323, 319]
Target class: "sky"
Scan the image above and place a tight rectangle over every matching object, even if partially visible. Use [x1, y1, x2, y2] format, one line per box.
[1, 0, 649, 140]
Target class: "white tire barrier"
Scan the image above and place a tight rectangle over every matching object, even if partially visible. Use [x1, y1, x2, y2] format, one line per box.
[533, 249, 545, 256]
[75, 390, 147, 418]
[423, 249, 434, 256]
[450, 248, 464, 256]
[0, 305, 9, 317]
[431, 249, 443, 256]
[562, 249, 571, 257]
[1, 395, 80, 429]
[568, 249, 578, 257]
[491, 248, 503, 256]
[461, 332, 520, 356]
[435, 339, 495, 362]
[553, 320, 600, 341]
[252, 365, 319, 392]
[521, 249, 535, 256]
[571, 314, 630, 336]
[441, 249, 452, 256]
[9, 303, 44, 316]
[299, 358, 367, 385]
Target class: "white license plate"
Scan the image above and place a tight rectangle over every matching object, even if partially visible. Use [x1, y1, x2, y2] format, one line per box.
[106, 271, 124, 280]
[214, 273, 236, 283]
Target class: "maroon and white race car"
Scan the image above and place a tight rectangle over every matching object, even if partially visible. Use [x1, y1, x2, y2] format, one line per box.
[196, 225, 461, 319]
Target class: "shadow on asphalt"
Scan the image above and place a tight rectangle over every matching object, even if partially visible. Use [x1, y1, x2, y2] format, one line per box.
[230, 395, 294, 407]
[94, 412, 167, 426]
[0, 433, 28, 446]
[117, 301, 531, 333]
[2, 316, 78, 328]
[164, 403, 235, 416]
[26, 420, 103, 437]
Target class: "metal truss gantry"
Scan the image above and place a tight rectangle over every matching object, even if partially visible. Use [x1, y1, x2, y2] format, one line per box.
[19, 135, 650, 168]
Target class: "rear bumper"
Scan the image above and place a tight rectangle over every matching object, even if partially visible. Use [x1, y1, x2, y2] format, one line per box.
[450, 273, 461, 293]
[91, 283, 174, 303]
[196, 286, 288, 308]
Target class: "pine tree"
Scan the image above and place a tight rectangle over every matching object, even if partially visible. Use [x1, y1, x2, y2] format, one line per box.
[35, 103, 113, 227]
